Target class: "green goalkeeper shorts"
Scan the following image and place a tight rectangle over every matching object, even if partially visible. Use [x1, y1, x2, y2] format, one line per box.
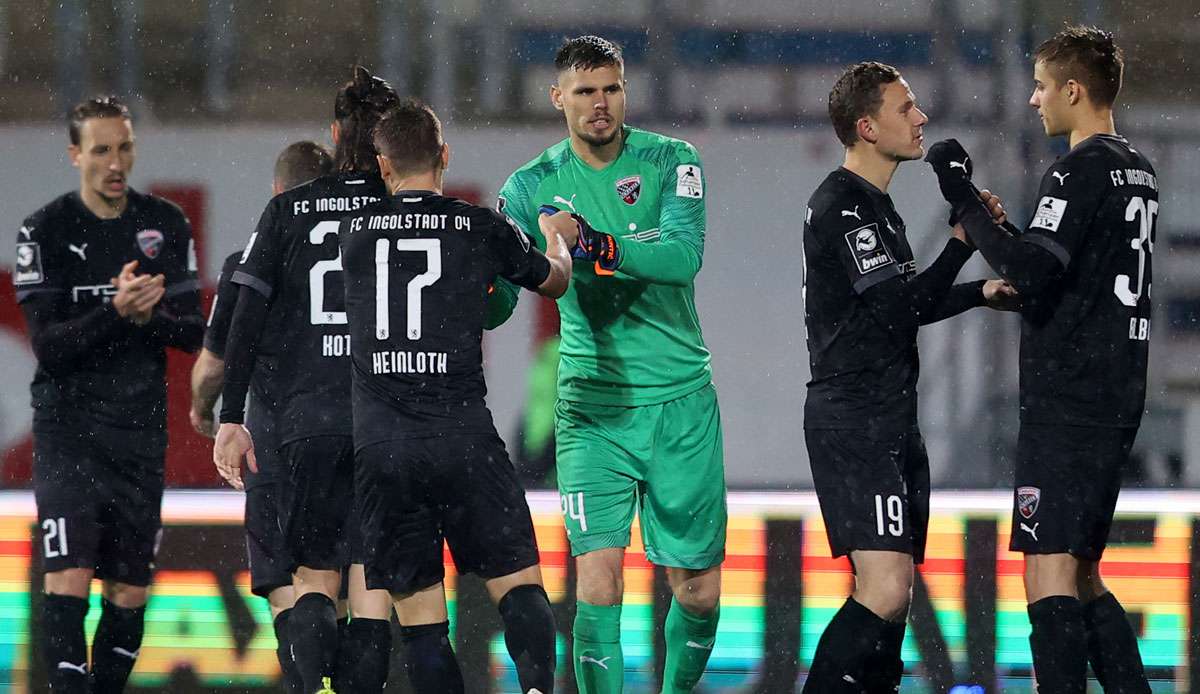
[554, 383, 727, 569]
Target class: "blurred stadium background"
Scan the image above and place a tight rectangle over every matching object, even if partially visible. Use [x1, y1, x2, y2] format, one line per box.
[0, 0, 1197, 691]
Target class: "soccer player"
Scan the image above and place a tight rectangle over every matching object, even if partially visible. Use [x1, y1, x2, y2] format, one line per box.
[190, 140, 333, 693]
[15, 96, 204, 693]
[801, 61, 1016, 693]
[212, 67, 399, 694]
[342, 100, 573, 694]
[499, 36, 726, 693]
[926, 26, 1155, 693]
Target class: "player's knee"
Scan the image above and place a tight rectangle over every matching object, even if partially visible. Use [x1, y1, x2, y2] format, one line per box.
[671, 576, 721, 615]
[856, 572, 912, 619]
[576, 550, 625, 606]
[44, 568, 93, 599]
[101, 581, 149, 608]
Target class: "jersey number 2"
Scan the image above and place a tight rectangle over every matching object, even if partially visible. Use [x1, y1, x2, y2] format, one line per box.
[375, 238, 442, 340]
[309, 221, 347, 325]
[1114, 196, 1156, 307]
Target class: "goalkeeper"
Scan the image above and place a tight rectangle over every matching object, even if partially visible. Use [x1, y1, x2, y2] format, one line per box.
[499, 35, 725, 694]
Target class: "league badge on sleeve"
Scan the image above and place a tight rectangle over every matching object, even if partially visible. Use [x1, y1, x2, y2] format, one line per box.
[13, 242, 44, 285]
[844, 223, 894, 275]
[616, 175, 642, 205]
[676, 165, 703, 199]
[1030, 197, 1067, 232]
[137, 229, 165, 259]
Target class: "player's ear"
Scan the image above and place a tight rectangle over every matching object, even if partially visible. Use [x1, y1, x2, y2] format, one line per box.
[440, 143, 450, 171]
[330, 121, 340, 146]
[550, 83, 564, 112]
[272, 179, 284, 196]
[856, 117, 877, 146]
[67, 144, 81, 168]
[1065, 79, 1082, 106]
[376, 154, 393, 183]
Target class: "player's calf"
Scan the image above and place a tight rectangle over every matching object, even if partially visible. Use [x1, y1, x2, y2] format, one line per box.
[494, 581, 557, 694]
[41, 592, 90, 694]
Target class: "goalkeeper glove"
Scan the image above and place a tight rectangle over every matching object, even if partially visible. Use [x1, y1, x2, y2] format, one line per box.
[538, 205, 622, 275]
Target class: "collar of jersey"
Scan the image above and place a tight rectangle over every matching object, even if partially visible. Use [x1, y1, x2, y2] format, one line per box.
[567, 125, 631, 174]
[69, 189, 137, 223]
[837, 166, 888, 199]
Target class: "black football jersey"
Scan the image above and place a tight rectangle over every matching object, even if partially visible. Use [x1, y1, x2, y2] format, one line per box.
[14, 189, 201, 430]
[1017, 134, 1156, 427]
[802, 168, 921, 432]
[233, 172, 386, 444]
[340, 191, 551, 449]
[206, 251, 280, 482]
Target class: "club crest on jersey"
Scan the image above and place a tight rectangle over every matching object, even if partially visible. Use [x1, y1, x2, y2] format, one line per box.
[137, 229, 165, 259]
[616, 175, 642, 205]
[1017, 486, 1041, 519]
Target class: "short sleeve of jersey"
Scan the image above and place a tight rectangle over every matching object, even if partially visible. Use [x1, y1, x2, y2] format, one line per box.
[231, 196, 284, 298]
[812, 193, 903, 294]
[659, 142, 706, 249]
[203, 253, 243, 357]
[483, 209, 551, 290]
[13, 211, 64, 303]
[1021, 155, 1105, 269]
[497, 173, 546, 252]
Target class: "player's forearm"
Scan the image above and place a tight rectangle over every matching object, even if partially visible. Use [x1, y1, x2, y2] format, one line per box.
[190, 349, 225, 418]
[21, 299, 128, 373]
[537, 234, 572, 299]
[864, 238, 972, 333]
[484, 278, 519, 330]
[218, 286, 269, 425]
[956, 200, 1061, 296]
[612, 238, 701, 286]
[920, 280, 987, 325]
[145, 306, 205, 352]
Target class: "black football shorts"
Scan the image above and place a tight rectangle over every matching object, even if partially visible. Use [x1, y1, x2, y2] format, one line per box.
[33, 424, 164, 586]
[279, 435, 356, 571]
[357, 433, 541, 595]
[807, 428, 931, 564]
[1010, 423, 1138, 560]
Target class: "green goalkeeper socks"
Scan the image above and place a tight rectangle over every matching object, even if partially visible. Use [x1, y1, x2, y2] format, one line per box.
[574, 601, 625, 693]
[662, 599, 720, 693]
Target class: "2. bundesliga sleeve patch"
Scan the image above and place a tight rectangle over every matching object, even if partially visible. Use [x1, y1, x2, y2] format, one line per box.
[676, 165, 703, 198]
[843, 224, 894, 274]
[1030, 196, 1067, 232]
[13, 242, 44, 285]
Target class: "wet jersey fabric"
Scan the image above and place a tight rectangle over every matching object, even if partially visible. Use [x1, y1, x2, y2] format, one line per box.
[15, 189, 202, 433]
[232, 172, 386, 444]
[205, 251, 280, 488]
[340, 191, 550, 450]
[802, 168, 926, 433]
[1015, 134, 1156, 428]
[498, 126, 711, 406]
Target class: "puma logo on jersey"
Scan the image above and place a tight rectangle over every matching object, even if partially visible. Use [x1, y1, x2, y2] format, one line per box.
[57, 661, 88, 674]
[841, 206, 861, 220]
[579, 655, 612, 670]
[553, 194, 578, 212]
[949, 158, 969, 172]
[68, 243, 88, 261]
[1052, 171, 1071, 185]
[19, 225, 33, 239]
[686, 640, 714, 650]
[112, 647, 140, 659]
[1020, 522, 1039, 541]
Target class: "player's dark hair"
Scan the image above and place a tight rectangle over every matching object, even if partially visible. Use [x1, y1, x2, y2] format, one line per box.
[333, 65, 400, 174]
[373, 99, 444, 177]
[274, 141, 333, 191]
[1034, 25, 1124, 107]
[827, 62, 902, 147]
[555, 35, 623, 72]
[68, 96, 131, 146]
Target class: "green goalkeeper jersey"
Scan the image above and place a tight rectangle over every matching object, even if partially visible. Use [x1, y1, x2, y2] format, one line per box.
[499, 126, 712, 407]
